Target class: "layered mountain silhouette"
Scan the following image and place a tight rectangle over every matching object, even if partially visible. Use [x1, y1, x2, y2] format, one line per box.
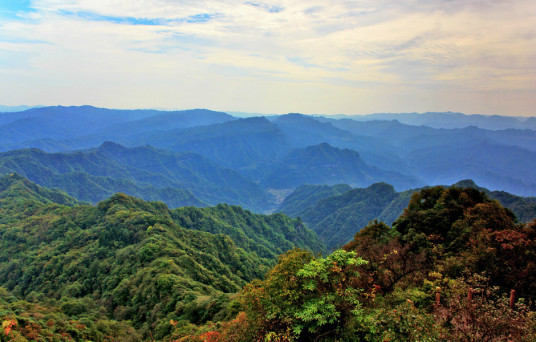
[0, 142, 272, 211]
[1, 105, 535, 210]
[278, 180, 536, 250]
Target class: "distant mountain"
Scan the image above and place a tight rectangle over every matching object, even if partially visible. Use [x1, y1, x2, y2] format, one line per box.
[2, 105, 536, 201]
[0, 105, 43, 112]
[66, 108, 236, 150]
[323, 118, 536, 153]
[406, 141, 536, 196]
[0, 142, 273, 211]
[316, 117, 536, 196]
[273, 114, 414, 174]
[261, 143, 421, 190]
[271, 113, 357, 147]
[277, 183, 352, 218]
[0, 106, 235, 152]
[279, 180, 536, 249]
[331, 111, 536, 130]
[130, 117, 292, 178]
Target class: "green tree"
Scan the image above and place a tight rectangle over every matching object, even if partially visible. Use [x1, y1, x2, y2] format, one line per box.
[240, 249, 370, 341]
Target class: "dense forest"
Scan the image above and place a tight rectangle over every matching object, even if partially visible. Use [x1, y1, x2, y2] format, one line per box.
[1, 174, 536, 341]
[0, 174, 321, 340]
[278, 180, 536, 250]
[2, 107, 536, 341]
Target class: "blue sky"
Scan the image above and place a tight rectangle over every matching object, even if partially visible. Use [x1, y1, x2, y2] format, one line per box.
[0, 0, 535, 116]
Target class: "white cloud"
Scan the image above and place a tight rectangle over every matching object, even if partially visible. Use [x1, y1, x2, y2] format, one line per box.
[0, 0, 534, 115]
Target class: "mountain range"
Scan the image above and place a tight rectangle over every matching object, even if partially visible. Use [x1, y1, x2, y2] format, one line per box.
[1, 105, 536, 213]
[278, 180, 536, 250]
[328, 111, 536, 130]
[0, 173, 323, 338]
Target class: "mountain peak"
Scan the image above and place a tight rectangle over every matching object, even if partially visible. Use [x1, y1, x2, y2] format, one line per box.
[98, 141, 128, 153]
[452, 179, 479, 189]
[0, 173, 79, 206]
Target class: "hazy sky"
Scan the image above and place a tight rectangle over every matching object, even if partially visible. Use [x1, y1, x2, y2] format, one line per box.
[1, 0, 535, 116]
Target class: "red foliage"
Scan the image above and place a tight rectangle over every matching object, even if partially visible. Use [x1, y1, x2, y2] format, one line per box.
[200, 331, 220, 342]
[3, 319, 17, 336]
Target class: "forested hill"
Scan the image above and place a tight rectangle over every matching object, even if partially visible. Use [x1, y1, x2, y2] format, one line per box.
[0, 174, 323, 339]
[0, 143, 272, 211]
[2, 106, 536, 200]
[261, 143, 418, 189]
[279, 180, 536, 250]
[3, 177, 535, 341]
[165, 185, 536, 341]
[0, 172, 80, 206]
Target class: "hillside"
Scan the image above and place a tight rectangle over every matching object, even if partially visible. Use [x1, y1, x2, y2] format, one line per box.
[0, 172, 80, 207]
[279, 180, 536, 249]
[170, 185, 536, 341]
[2, 106, 536, 199]
[301, 183, 403, 249]
[0, 142, 272, 211]
[277, 183, 352, 218]
[261, 143, 420, 190]
[0, 175, 323, 339]
[2, 175, 535, 341]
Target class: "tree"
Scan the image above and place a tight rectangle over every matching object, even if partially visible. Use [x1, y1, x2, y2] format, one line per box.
[239, 249, 370, 341]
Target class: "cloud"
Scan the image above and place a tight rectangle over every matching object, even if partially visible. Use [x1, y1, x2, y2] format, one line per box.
[0, 0, 535, 115]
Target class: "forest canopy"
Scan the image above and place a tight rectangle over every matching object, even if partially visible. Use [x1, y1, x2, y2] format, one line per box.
[1, 175, 536, 341]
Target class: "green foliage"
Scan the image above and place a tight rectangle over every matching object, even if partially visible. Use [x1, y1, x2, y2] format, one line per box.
[0, 288, 142, 341]
[172, 204, 326, 259]
[2, 177, 536, 341]
[366, 300, 445, 341]
[239, 249, 370, 341]
[294, 250, 368, 335]
[280, 181, 536, 251]
[0, 178, 323, 339]
[277, 184, 352, 218]
[300, 183, 401, 249]
[0, 141, 274, 211]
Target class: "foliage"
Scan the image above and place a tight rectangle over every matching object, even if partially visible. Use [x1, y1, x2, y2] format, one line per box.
[2, 177, 536, 341]
[238, 248, 370, 341]
[0, 287, 142, 341]
[434, 275, 536, 341]
[0, 141, 273, 211]
[277, 183, 351, 218]
[366, 300, 446, 341]
[280, 180, 536, 250]
[0, 177, 322, 340]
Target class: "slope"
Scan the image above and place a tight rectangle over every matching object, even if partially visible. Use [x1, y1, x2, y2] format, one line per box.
[0, 143, 272, 211]
[0, 106, 236, 152]
[280, 180, 536, 250]
[0, 172, 80, 207]
[262, 143, 420, 190]
[0, 176, 324, 336]
[277, 183, 352, 218]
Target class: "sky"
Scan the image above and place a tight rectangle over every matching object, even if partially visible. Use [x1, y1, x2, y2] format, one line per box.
[0, 0, 535, 116]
